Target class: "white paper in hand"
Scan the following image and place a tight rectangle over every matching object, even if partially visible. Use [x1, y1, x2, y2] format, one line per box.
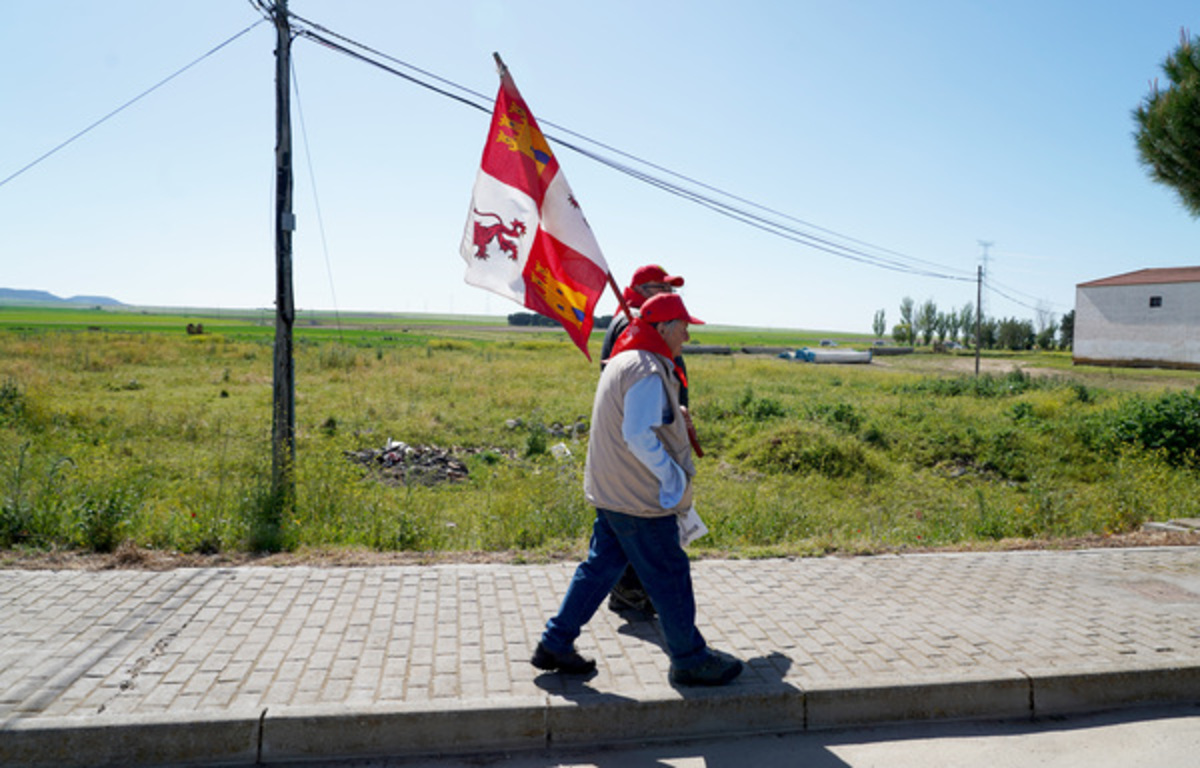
[677, 506, 708, 547]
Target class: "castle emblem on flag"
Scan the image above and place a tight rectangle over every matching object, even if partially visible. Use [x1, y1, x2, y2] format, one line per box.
[496, 103, 554, 175]
[530, 261, 588, 330]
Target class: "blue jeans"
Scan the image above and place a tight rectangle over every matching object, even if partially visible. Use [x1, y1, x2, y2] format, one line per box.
[541, 508, 709, 670]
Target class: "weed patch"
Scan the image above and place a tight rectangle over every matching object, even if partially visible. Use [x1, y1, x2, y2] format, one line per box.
[898, 369, 1061, 398]
[1103, 389, 1200, 468]
[74, 483, 142, 553]
[733, 422, 884, 479]
[2, 325, 1198, 557]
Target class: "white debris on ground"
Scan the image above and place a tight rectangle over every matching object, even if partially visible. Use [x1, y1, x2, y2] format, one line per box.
[346, 417, 588, 487]
[345, 439, 480, 487]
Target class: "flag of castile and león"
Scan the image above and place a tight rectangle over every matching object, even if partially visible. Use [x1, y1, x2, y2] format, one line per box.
[460, 54, 610, 360]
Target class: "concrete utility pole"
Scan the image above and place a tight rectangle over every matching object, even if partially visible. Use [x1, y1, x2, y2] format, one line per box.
[974, 265, 983, 377]
[977, 240, 993, 320]
[271, 0, 296, 508]
[975, 241, 992, 378]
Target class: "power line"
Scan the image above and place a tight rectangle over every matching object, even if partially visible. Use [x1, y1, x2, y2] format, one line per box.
[290, 56, 345, 344]
[986, 279, 1065, 314]
[292, 26, 491, 115]
[2, 7, 1063, 316]
[0, 19, 266, 190]
[288, 8, 970, 283]
[287, 9, 488, 106]
[989, 274, 1068, 311]
[289, 21, 977, 285]
[560, 138, 972, 280]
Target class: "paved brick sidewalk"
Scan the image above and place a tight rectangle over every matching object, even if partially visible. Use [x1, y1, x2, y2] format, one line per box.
[3, 547, 1200, 766]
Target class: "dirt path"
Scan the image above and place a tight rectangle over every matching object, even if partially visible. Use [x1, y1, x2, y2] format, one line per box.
[3, 528, 1197, 571]
[868, 354, 1061, 378]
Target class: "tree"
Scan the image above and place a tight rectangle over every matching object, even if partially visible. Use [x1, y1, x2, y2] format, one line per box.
[898, 297, 915, 345]
[1059, 309, 1075, 350]
[1134, 30, 1200, 216]
[1035, 303, 1055, 337]
[917, 299, 938, 345]
[979, 317, 998, 350]
[997, 317, 1035, 351]
[959, 303, 976, 346]
[1035, 320, 1059, 351]
[945, 310, 962, 344]
[934, 311, 950, 343]
[508, 312, 558, 327]
[1034, 303, 1058, 350]
[872, 309, 886, 338]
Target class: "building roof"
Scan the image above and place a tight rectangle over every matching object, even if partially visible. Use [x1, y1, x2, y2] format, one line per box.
[1078, 266, 1200, 288]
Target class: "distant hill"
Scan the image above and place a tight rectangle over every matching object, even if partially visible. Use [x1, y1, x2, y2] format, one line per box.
[0, 288, 123, 306]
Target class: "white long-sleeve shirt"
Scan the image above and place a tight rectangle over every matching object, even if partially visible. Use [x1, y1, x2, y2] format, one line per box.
[621, 375, 687, 509]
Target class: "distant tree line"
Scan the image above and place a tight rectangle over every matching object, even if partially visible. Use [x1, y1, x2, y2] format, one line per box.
[874, 298, 1074, 351]
[508, 312, 613, 329]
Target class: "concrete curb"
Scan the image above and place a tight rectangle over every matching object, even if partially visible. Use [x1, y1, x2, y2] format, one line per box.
[261, 698, 548, 764]
[6, 665, 1200, 766]
[1026, 663, 1200, 717]
[804, 673, 1031, 729]
[2, 710, 262, 768]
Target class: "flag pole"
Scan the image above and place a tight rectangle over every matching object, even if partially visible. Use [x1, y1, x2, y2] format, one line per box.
[605, 270, 698, 454]
[607, 273, 634, 321]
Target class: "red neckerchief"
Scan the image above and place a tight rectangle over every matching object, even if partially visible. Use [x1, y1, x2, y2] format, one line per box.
[608, 317, 688, 388]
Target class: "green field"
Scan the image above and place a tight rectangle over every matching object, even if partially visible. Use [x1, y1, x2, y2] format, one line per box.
[2, 304, 1198, 559]
[0, 304, 506, 339]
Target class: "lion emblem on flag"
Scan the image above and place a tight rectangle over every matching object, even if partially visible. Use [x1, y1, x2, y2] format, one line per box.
[470, 209, 526, 261]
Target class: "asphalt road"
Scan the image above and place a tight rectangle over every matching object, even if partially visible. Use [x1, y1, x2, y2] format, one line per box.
[267, 705, 1200, 768]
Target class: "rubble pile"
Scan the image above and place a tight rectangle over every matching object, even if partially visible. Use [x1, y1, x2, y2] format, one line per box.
[346, 439, 480, 487]
[347, 416, 584, 488]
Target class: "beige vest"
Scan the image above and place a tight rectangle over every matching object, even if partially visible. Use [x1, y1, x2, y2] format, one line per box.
[583, 350, 695, 517]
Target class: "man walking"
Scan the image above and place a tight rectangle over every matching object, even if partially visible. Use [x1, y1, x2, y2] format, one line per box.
[531, 293, 743, 687]
[601, 264, 689, 616]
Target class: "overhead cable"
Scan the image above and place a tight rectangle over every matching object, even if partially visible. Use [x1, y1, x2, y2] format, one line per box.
[290, 21, 976, 284]
[287, 9, 969, 282]
[292, 26, 490, 114]
[287, 9, 489, 107]
[986, 279, 1064, 314]
[0, 19, 266, 190]
[987, 275, 1068, 312]
[561, 138, 971, 281]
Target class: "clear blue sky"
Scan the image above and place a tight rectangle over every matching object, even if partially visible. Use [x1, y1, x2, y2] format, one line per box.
[3, 1, 1198, 333]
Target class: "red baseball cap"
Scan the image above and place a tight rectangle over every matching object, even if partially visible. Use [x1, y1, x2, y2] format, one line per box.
[631, 264, 684, 288]
[640, 293, 704, 325]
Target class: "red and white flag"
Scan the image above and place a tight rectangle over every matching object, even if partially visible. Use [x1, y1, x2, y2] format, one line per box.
[460, 55, 610, 360]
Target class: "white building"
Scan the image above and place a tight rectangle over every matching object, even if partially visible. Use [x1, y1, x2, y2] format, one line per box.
[1074, 266, 1200, 370]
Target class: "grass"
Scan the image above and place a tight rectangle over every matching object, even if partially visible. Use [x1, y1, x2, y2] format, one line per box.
[2, 305, 1199, 559]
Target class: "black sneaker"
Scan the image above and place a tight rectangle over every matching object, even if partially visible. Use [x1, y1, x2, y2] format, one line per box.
[607, 585, 656, 616]
[531, 642, 597, 675]
[669, 649, 743, 687]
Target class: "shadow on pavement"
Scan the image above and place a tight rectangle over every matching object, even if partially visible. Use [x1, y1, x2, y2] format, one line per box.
[421, 705, 1200, 768]
[532, 670, 637, 706]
